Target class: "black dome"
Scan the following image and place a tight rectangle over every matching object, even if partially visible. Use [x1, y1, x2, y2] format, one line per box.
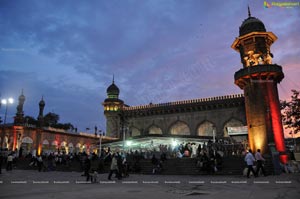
[39, 99, 45, 106]
[106, 82, 120, 95]
[239, 16, 266, 36]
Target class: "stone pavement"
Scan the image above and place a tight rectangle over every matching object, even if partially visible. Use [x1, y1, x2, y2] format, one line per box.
[0, 170, 299, 199]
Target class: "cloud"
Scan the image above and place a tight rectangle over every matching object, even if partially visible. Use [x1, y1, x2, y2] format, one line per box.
[0, 0, 299, 132]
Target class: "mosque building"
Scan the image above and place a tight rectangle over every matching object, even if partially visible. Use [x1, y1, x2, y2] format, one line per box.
[102, 7, 287, 164]
[0, 91, 115, 156]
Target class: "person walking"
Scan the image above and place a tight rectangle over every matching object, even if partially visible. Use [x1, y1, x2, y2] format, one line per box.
[108, 153, 120, 180]
[6, 153, 13, 171]
[244, 149, 257, 178]
[255, 149, 266, 176]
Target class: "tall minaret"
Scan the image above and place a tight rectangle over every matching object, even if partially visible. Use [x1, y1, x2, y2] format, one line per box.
[102, 76, 124, 138]
[232, 7, 287, 163]
[37, 96, 45, 127]
[14, 89, 26, 125]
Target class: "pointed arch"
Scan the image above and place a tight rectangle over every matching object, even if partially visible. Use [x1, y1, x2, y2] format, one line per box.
[130, 126, 141, 137]
[169, 121, 190, 135]
[197, 121, 215, 136]
[148, 125, 162, 135]
[223, 118, 244, 137]
[42, 139, 49, 145]
[22, 136, 33, 144]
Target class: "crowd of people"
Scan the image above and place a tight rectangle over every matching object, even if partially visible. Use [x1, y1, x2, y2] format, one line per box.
[0, 138, 299, 182]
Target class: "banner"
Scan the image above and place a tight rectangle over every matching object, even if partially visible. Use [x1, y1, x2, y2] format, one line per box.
[227, 126, 248, 135]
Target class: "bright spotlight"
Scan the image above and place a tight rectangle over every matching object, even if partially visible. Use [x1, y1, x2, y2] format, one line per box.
[1, 99, 7, 105]
[172, 139, 178, 147]
[126, 140, 132, 146]
[8, 98, 14, 104]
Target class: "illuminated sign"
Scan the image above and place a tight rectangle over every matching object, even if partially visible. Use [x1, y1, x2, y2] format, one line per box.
[227, 126, 248, 135]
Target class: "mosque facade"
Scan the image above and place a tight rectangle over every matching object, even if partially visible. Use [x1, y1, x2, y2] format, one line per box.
[102, 8, 286, 162]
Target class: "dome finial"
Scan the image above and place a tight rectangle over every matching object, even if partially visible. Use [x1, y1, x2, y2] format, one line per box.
[112, 74, 115, 84]
[248, 5, 251, 17]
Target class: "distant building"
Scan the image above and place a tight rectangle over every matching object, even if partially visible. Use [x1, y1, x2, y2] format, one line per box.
[0, 91, 115, 156]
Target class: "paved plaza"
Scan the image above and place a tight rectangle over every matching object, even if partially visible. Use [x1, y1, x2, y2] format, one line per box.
[0, 170, 299, 199]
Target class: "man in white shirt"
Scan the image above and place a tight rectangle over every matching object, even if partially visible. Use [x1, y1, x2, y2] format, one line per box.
[244, 149, 257, 178]
[255, 149, 266, 176]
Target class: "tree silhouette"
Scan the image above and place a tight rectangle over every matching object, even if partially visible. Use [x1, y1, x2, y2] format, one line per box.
[281, 89, 300, 136]
[24, 115, 38, 126]
[44, 112, 60, 126]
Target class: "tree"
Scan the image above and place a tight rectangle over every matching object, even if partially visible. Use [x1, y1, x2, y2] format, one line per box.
[24, 116, 38, 126]
[281, 89, 300, 136]
[53, 123, 74, 131]
[44, 112, 60, 127]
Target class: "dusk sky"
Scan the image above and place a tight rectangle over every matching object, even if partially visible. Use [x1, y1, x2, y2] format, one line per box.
[0, 0, 299, 136]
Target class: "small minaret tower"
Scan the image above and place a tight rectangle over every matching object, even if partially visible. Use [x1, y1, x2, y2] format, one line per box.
[37, 96, 45, 127]
[102, 76, 124, 138]
[14, 89, 26, 125]
[232, 7, 287, 163]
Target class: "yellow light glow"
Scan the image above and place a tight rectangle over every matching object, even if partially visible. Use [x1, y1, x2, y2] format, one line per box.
[38, 145, 42, 156]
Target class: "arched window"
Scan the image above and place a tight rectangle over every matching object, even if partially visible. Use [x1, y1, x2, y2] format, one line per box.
[130, 127, 141, 137]
[223, 118, 244, 137]
[22, 136, 33, 144]
[170, 121, 190, 135]
[148, 125, 162, 135]
[197, 121, 214, 136]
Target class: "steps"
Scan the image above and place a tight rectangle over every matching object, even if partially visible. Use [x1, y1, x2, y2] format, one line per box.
[138, 156, 244, 175]
[11, 156, 245, 175]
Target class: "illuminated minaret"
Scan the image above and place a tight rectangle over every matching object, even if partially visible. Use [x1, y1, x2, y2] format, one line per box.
[102, 76, 124, 138]
[37, 96, 45, 127]
[14, 89, 26, 125]
[232, 7, 287, 163]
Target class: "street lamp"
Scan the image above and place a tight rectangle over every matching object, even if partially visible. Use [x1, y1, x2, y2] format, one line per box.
[99, 130, 103, 158]
[212, 125, 216, 156]
[1, 97, 14, 124]
[212, 125, 216, 143]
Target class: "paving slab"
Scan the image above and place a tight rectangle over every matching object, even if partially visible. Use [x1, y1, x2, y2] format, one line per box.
[0, 170, 299, 199]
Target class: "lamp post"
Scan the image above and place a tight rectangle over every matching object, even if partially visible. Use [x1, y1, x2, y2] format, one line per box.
[212, 125, 216, 155]
[212, 126, 216, 144]
[1, 98, 14, 124]
[99, 130, 103, 158]
[122, 125, 125, 152]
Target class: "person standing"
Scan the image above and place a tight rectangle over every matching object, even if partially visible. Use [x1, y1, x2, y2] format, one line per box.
[255, 149, 266, 176]
[108, 153, 120, 180]
[37, 156, 43, 172]
[151, 154, 159, 174]
[244, 149, 257, 178]
[84, 157, 91, 181]
[6, 153, 13, 171]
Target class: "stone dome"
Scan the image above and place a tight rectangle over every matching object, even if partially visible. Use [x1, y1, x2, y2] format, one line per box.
[106, 82, 120, 96]
[39, 97, 45, 106]
[239, 16, 266, 36]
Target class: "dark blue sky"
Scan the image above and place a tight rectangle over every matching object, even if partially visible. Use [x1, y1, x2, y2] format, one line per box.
[0, 0, 299, 134]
